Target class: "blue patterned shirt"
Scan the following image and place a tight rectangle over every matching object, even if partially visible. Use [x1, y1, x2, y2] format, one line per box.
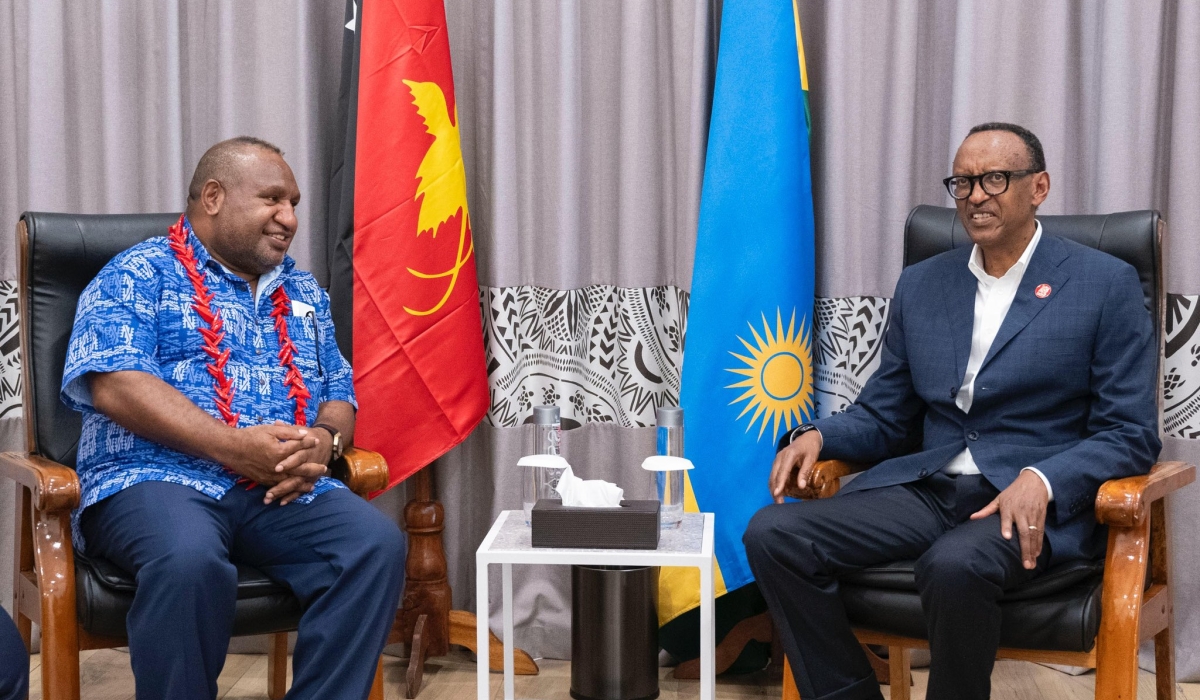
[62, 222, 355, 548]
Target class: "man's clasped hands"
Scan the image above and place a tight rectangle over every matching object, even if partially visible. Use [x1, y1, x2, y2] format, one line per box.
[218, 421, 333, 506]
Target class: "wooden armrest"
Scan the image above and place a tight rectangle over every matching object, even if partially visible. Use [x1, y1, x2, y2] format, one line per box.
[784, 459, 869, 500]
[0, 452, 80, 513]
[1095, 461, 1195, 528]
[330, 447, 389, 497]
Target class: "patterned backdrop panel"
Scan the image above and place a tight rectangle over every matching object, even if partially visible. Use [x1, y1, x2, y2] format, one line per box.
[0, 282, 20, 420]
[478, 289, 892, 430]
[812, 296, 890, 417]
[481, 285, 688, 428]
[1164, 294, 1200, 438]
[0, 287, 1191, 437]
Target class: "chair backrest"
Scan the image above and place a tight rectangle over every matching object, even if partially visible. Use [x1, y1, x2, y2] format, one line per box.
[18, 212, 179, 467]
[903, 205, 1164, 349]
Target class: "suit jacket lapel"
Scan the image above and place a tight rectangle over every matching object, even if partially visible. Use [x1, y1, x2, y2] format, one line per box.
[942, 249, 977, 387]
[980, 235, 1071, 371]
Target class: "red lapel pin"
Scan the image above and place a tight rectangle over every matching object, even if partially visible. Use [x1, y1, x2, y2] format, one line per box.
[1035, 283, 1052, 299]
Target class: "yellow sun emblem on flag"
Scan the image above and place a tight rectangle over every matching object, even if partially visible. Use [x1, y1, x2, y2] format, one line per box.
[725, 309, 815, 440]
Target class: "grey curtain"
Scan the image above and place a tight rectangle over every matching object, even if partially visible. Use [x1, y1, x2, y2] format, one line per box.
[2, 0, 1198, 682]
[803, 0, 1198, 301]
[0, 0, 347, 281]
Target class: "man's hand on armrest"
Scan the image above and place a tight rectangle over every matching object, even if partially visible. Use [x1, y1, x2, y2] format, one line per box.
[769, 429, 823, 504]
[88, 370, 317, 491]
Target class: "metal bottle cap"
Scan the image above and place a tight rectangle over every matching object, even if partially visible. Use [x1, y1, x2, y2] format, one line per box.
[656, 406, 684, 428]
[532, 405, 561, 425]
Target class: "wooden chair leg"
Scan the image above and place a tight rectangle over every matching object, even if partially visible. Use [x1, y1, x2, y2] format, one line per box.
[861, 643, 890, 684]
[1154, 624, 1176, 700]
[1151, 498, 1177, 700]
[369, 656, 386, 700]
[267, 632, 289, 700]
[782, 657, 801, 700]
[888, 646, 912, 700]
[14, 612, 31, 652]
[14, 487, 33, 652]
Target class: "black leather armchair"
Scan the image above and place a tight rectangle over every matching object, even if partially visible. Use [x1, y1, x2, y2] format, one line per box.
[2, 212, 391, 700]
[780, 206, 1195, 700]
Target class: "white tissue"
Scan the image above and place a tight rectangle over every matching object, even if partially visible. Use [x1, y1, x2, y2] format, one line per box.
[554, 466, 624, 507]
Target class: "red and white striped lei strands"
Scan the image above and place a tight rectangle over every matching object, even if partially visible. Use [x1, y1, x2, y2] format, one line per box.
[167, 215, 313, 482]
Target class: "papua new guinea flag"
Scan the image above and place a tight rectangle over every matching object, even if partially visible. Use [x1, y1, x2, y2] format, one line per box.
[659, 0, 817, 639]
[326, 0, 488, 491]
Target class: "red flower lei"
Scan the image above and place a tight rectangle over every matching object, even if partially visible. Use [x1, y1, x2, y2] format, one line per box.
[167, 215, 311, 429]
[269, 285, 312, 425]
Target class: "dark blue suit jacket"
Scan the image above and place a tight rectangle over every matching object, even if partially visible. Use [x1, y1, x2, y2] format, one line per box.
[812, 234, 1161, 564]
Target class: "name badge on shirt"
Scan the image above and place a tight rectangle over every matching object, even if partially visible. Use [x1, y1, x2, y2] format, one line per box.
[291, 300, 315, 317]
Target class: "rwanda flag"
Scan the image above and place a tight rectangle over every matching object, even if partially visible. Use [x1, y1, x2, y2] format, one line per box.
[659, 0, 816, 658]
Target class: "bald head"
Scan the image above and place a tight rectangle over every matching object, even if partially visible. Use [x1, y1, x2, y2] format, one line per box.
[187, 136, 284, 204]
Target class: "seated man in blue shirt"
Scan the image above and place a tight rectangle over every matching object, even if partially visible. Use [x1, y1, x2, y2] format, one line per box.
[62, 136, 405, 700]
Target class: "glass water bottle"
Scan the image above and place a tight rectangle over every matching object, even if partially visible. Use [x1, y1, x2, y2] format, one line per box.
[655, 406, 686, 527]
[522, 405, 564, 524]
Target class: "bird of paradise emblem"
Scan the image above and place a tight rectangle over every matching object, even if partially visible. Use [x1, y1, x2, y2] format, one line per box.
[402, 79, 474, 317]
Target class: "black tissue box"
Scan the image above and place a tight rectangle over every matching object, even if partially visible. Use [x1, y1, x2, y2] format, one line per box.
[530, 499, 661, 549]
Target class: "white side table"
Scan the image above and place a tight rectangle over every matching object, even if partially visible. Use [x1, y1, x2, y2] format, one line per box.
[475, 510, 716, 700]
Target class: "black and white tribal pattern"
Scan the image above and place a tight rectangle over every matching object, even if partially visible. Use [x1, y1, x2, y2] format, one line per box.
[0, 282, 20, 420]
[812, 296, 890, 417]
[1, 287, 1193, 438]
[1164, 294, 1200, 438]
[481, 285, 688, 428]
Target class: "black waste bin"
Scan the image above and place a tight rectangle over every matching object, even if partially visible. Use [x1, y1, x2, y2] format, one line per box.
[571, 565, 659, 700]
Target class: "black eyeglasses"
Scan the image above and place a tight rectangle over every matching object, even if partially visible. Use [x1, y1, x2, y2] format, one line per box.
[943, 169, 1042, 200]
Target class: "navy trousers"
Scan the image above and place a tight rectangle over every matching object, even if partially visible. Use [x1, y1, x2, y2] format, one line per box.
[81, 481, 406, 700]
[0, 608, 27, 700]
[744, 473, 1052, 700]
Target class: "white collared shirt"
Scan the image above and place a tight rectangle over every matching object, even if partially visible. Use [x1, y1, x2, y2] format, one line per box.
[943, 221, 1054, 500]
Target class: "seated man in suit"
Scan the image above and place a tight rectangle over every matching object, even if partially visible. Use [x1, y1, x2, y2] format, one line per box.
[744, 123, 1159, 700]
[62, 136, 405, 700]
